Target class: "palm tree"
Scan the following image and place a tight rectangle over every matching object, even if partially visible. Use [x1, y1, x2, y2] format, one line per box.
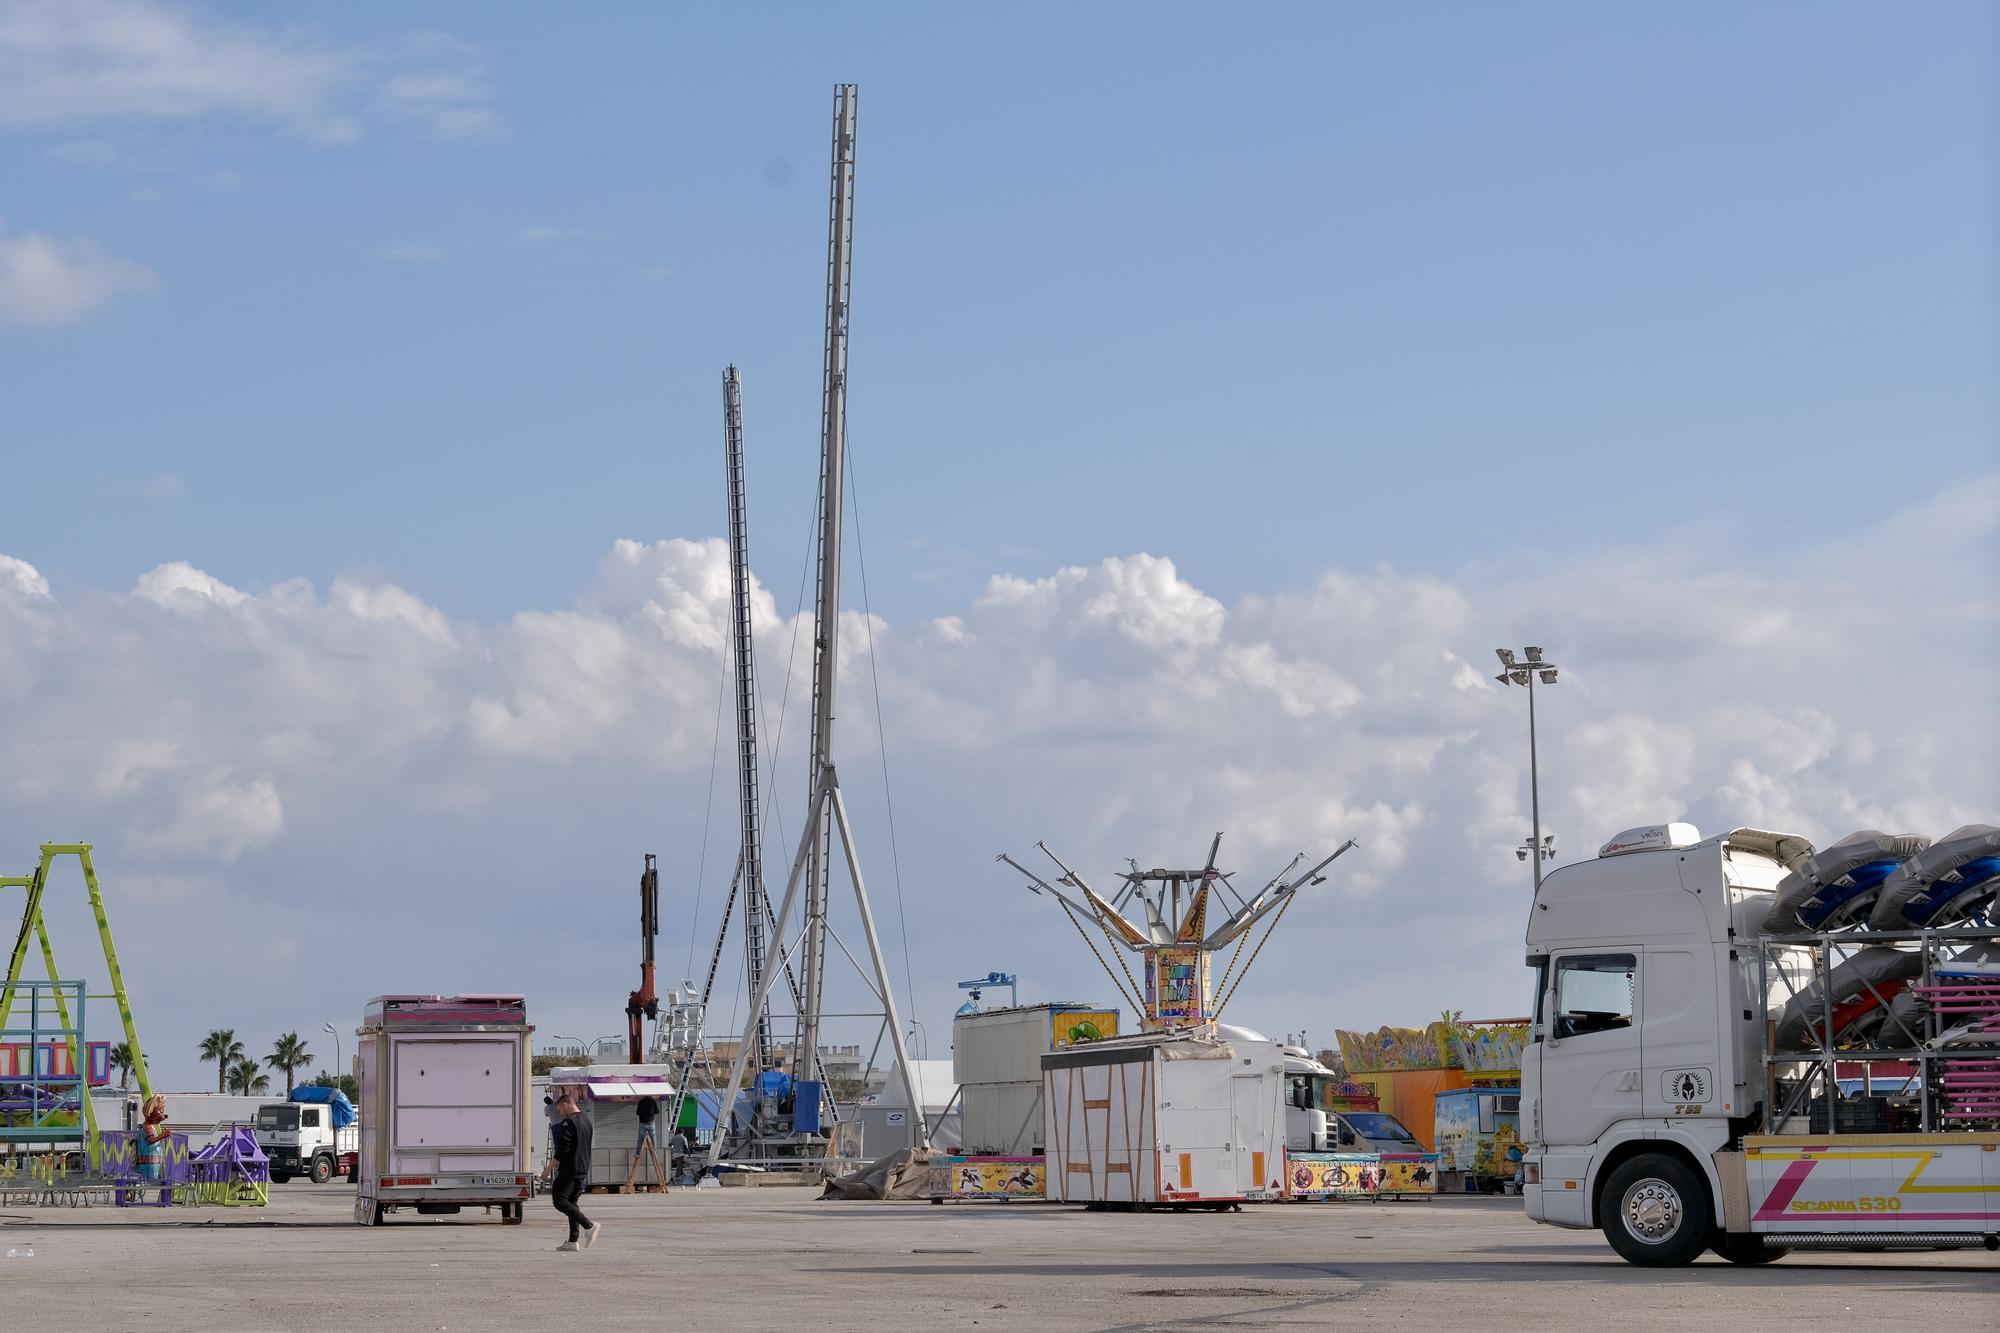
[266, 1033, 312, 1097]
[200, 1029, 244, 1094]
[109, 1041, 137, 1091]
[227, 1057, 271, 1096]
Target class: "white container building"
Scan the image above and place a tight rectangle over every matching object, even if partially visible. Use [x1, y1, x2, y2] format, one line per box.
[1042, 1028, 1287, 1206]
[953, 1003, 1118, 1156]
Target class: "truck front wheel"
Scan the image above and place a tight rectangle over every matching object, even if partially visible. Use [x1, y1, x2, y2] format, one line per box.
[310, 1155, 334, 1185]
[1600, 1154, 1710, 1267]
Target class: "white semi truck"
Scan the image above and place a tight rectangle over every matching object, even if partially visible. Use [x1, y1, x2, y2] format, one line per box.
[1522, 822, 2000, 1265]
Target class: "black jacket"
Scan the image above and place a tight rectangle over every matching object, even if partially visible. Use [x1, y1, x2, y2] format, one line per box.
[552, 1112, 594, 1181]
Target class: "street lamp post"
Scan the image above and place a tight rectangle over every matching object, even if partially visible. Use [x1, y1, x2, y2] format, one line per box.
[1495, 646, 1560, 892]
[322, 1022, 342, 1089]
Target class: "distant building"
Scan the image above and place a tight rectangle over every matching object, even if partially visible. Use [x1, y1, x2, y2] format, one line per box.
[695, 1041, 866, 1084]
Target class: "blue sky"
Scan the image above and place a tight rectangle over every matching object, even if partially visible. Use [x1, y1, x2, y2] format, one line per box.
[1, 3, 1994, 1088]
[9, 3, 1992, 617]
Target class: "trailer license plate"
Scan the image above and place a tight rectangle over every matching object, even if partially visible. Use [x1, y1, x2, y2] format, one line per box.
[474, 1175, 513, 1186]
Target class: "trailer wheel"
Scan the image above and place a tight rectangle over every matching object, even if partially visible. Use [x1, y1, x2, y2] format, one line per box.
[1600, 1153, 1709, 1267]
[310, 1155, 335, 1185]
[1711, 1233, 1788, 1265]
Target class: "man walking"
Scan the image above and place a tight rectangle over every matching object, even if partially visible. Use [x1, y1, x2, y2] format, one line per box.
[541, 1089, 601, 1252]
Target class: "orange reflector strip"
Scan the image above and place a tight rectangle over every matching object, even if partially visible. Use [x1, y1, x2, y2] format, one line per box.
[1179, 1153, 1192, 1189]
[1252, 1151, 1265, 1183]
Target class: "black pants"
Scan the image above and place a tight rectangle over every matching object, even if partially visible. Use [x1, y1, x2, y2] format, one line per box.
[550, 1173, 591, 1241]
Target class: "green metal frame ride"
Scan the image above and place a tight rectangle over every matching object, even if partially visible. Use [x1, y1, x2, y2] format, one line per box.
[1, 843, 153, 1160]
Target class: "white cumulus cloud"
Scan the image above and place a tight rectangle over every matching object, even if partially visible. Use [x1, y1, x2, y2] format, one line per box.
[0, 555, 52, 599]
[0, 1, 500, 145]
[0, 472, 1991, 1089]
[0, 221, 155, 326]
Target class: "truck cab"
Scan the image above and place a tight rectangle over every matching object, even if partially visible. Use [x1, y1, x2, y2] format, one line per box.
[255, 1092, 358, 1184]
[1523, 825, 1800, 1259]
[1280, 1049, 1332, 1152]
[1278, 1050, 1426, 1154]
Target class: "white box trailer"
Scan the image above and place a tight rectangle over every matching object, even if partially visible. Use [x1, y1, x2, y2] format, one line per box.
[955, 1003, 1119, 1156]
[1042, 1030, 1286, 1207]
[353, 994, 534, 1226]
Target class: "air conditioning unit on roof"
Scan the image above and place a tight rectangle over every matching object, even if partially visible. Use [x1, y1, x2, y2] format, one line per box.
[1598, 823, 1701, 858]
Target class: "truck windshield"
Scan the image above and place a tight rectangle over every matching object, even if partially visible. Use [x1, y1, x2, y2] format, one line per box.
[255, 1105, 299, 1132]
[1343, 1113, 1418, 1147]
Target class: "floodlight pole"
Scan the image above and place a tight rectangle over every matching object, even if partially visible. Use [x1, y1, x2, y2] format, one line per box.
[1495, 647, 1560, 893]
[1527, 667, 1544, 890]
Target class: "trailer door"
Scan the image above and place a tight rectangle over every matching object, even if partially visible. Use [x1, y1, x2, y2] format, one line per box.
[391, 1036, 518, 1172]
[1231, 1074, 1275, 1196]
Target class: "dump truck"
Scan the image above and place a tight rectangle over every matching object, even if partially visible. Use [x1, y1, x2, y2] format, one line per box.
[1522, 822, 2000, 1265]
[353, 994, 535, 1226]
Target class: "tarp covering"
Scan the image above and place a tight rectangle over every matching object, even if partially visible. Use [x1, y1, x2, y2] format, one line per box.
[1869, 824, 2000, 928]
[290, 1086, 356, 1129]
[1775, 947, 1925, 1049]
[1763, 829, 1931, 934]
[819, 1146, 939, 1201]
[1724, 828, 1816, 869]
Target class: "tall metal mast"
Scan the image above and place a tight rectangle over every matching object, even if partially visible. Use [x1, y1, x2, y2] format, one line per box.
[711, 84, 927, 1164]
[796, 82, 859, 1070]
[723, 365, 774, 1075]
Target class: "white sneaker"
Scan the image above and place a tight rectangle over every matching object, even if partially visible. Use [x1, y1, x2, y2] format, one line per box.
[556, 1240, 580, 1252]
[582, 1222, 602, 1249]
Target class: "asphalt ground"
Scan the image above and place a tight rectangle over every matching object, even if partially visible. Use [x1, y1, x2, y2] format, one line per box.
[2, 1183, 1994, 1331]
